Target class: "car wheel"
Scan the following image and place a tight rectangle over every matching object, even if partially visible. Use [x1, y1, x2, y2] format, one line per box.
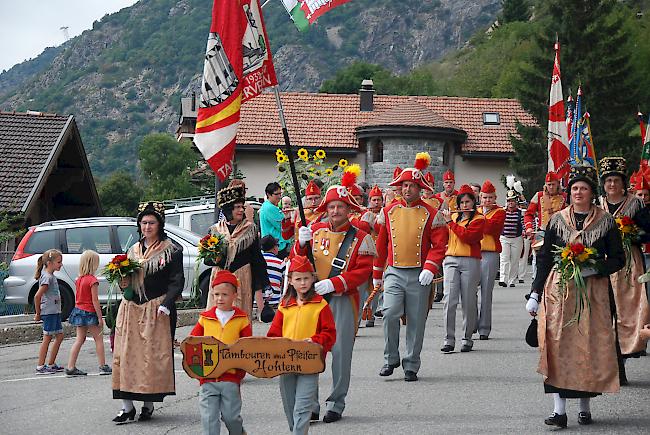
[59, 281, 75, 321]
[199, 274, 210, 308]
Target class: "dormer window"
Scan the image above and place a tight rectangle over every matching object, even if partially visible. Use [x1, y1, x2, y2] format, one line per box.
[483, 112, 500, 125]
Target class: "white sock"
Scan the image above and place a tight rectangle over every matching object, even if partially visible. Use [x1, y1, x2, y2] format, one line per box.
[553, 393, 566, 415]
[122, 399, 134, 412]
[143, 401, 153, 411]
[579, 398, 590, 413]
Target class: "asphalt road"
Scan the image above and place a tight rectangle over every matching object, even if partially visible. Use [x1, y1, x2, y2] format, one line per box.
[1, 282, 648, 435]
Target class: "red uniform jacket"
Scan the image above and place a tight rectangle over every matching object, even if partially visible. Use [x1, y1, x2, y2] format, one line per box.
[446, 213, 486, 259]
[480, 206, 506, 253]
[524, 191, 567, 232]
[373, 198, 449, 280]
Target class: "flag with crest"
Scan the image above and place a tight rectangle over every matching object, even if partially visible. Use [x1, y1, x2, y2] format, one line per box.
[569, 87, 597, 168]
[547, 40, 570, 179]
[281, 0, 351, 31]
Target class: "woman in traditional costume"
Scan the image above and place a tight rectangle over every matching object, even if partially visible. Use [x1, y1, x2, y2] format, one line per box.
[526, 165, 625, 428]
[112, 201, 185, 423]
[597, 157, 650, 381]
[206, 185, 269, 318]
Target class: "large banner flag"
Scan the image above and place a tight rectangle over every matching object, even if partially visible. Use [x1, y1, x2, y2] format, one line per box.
[281, 0, 351, 31]
[638, 111, 646, 145]
[547, 40, 570, 179]
[569, 87, 597, 168]
[194, 0, 278, 181]
[642, 115, 650, 167]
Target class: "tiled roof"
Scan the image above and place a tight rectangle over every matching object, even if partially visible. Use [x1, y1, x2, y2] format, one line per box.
[0, 112, 71, 212]
[182, 92, 536, 155]
[360, 98, 461, 131]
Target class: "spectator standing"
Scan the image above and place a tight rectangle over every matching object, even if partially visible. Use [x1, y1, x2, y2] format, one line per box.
[261, 235, 286, 307]
[499, 190, 524, 288]
[260, 182, 289, 258]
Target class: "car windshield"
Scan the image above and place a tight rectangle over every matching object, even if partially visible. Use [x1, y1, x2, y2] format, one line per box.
[166, 224, 201, 244]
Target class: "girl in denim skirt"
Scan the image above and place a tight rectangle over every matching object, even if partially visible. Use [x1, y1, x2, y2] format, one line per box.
[66, 250, 111, 377]
[34, 249, 65, 374]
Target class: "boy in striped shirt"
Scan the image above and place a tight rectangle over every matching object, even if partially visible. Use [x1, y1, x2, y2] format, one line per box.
[261, 235, 285, 307]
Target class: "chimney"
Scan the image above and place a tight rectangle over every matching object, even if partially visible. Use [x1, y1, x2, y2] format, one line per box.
[191, 91, 196, 111]
[359, 79, 375, 112]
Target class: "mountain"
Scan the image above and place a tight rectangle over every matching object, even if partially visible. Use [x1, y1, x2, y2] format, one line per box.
[0, 0, 502, 178]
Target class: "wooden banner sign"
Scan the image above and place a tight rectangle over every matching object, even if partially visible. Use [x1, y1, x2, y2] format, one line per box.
[180, 336, 325, 379]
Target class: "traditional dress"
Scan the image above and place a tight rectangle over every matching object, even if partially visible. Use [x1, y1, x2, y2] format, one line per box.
[112, 238, 184, 402]
[533, 206, 624, 397]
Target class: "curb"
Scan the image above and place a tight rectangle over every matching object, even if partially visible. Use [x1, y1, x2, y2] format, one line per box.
[0, 308, 203, 346]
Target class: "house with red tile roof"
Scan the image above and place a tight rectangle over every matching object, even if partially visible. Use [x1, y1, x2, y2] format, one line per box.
[177, 81, 537, 201]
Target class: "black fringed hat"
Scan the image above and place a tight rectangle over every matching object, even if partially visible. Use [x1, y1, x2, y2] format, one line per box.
[137, 201, 166, 224]
[566, 165, 599, 194]
[217, 186, 246, 208]
[598, 157, 626, 181]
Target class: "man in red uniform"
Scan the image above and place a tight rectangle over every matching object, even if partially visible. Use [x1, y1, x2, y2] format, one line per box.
[281, 180, 326, 241]
[436, 169, 458, 211]
[294, 184, 375, 423]
[374, 152, 449, 382]
[524, 171, 567, 246]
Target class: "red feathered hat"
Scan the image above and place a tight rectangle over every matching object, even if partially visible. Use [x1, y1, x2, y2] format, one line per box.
[315, 185, 362, 213]
[304, 180, 321, 197]
[341, 164, 363, 197]
[424, 172, 435, 187]
[212, 270, 239, 289]
[289, 255, 315, 273]
[389, 152, 433, 191]
[443, 169, 455, 182]
[393, 166, 403, 180]
[369, 185, 383, 198]
[481, 180, 496, 194]
[457, 184, 474, 196]
[545, 171, 560, 183]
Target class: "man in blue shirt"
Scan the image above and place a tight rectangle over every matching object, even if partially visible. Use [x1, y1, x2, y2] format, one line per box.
[259, 182, 289, 258]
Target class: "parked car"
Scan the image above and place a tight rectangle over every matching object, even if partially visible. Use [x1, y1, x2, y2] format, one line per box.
[165, 200, 262, 236]
[3, 217, 212, 320]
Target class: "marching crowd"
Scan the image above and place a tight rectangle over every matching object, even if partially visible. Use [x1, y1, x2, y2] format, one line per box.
[30, 152, 650, 434]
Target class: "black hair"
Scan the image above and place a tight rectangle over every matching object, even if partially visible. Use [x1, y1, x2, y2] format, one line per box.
[455, 192, 477, 223]
[265, 182, 281, 197]
[261, 235, 279, 252]
[221, 199, 245, 222]
[137, 211, 167, 240]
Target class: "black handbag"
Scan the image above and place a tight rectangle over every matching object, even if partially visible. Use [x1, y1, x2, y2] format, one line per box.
[260, 302, 275, 323]
[525, 317, 539, 348]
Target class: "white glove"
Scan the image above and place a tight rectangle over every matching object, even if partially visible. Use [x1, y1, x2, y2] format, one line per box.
[526, 292, 539, 315]
[372, 278, 382, 288]
[315, 279, 335, 296]
[158, 305, 170, 316]
[418, 269, 434, 286]
[298, 226, 312, 246]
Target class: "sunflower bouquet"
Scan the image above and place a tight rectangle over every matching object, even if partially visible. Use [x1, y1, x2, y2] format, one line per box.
[275, 148, 345, 204]
[615, 216, 642, 276]
[103, 254, 141, 323]
[552, 243, 598, 327]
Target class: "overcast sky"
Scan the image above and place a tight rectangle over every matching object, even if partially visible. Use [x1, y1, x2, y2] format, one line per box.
[0, 0, 138, 72]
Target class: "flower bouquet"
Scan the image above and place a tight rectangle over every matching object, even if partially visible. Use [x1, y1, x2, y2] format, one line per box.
[615, 216, 641, 276]
[198, 233, 226, 265]
[103, 254, 141, 329]
[552, 243, 598, 327]
[275, 148, 344, 204]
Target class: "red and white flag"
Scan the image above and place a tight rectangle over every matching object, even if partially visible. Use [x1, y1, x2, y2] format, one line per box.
[194, 0, 278, 181]
[547, 40, 570, 179]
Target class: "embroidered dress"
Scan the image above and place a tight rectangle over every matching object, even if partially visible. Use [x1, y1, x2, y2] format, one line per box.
[598, 195, 650, 357]
[533, 206, 624, 397]
[112, 238, 185, 402]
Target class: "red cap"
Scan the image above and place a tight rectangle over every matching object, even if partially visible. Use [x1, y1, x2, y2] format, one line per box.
[212, 270, 239, 289]
[289, 255, 315, 273]
[369, 185, 382, 198]
[389, 152, 433, 191]
[545, 171, 560, 183]
[315, 185, 363, 213]
[481, 180, 496, 194]
[457, 184, 474, 196]
[393, 166, 403, 180]
[637, 176, 650, 191]
[305, 180, 321, 197]
[424, 172, 435, 187]
[443, 170, 455, 181]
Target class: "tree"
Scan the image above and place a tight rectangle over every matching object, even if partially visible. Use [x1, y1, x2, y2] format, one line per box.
[98, 171, 144, 217]
[320, 62, 396, 94]
[501, 0, 531, 24]
[138, 133, 203, 200]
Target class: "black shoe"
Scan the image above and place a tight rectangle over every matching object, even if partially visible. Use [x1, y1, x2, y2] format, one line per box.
[440, 345, 454, 353]
[460, 344, 472, 352]
[139, 405, 154, 422]
[433, 292, 443, 303]
[577, 412, 592, 425]
[544, 412, 567, 428]
[479, 335, 489, 340]
[322, 411, 341, 423]
[404, 370, 418, 382]
[498, 281, 507, 287]
[518, 279, 524, 284]
[379, 362, 400, 376]
[112, 408, 136, 424]
[310, 412, 319, 422]
[509, 283, 516, 287]
[374, 310, 383, 318]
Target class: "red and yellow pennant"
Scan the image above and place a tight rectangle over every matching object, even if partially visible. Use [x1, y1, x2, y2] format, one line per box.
[194, 0, 277, 181]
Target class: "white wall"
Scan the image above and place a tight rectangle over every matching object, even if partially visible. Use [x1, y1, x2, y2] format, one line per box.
[453, 157, 519, 205]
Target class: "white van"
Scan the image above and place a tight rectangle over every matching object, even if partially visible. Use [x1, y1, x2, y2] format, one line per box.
[165, 200, 262, 236]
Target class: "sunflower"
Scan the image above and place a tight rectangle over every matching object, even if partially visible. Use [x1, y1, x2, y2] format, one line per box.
[315, 170, 322, 177]
[338, 159, 348, 167]
[315, 149, 326, 159]
[275, 149, 284, 158]
[297, 148, 309, 160]
[325, 168, 333, 176]
[276, 154, 285, 164]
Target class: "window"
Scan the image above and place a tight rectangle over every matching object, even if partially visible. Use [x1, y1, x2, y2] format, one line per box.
[372, 140, 384, 163]
[191, 212, 216, 235]
[25, 230, 57, 254]
[483, 112, 500, 125]
[65, 227, 112, 254]
[116, 226, 140, 253]
[166, 214, 181, 227]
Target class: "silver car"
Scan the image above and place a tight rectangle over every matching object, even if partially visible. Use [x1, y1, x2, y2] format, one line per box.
[3, 217, 211, 319]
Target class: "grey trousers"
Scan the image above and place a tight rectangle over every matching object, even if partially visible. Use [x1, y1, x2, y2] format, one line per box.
[382, 266, 431, 373]
[199, 382, 244, 435]
[442, 256, 480, 348]
[323, 294, 356, 415]
[478, 251, 499, 337]
[280, 373, 318, 435]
